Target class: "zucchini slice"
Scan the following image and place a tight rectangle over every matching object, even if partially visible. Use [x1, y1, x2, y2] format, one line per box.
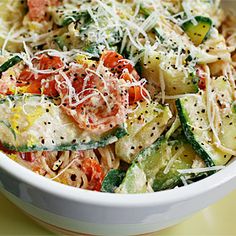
[115, 101, 172, 163]
[141, 50, 199, 95]
[116, 133, 205, 194]
[54, 34, 100, 57]
[211, 76, 236, 151]
[101, 169, 126, 193]
[116, 136, 166, 193]
[0, 95, 127, 152]
[218, 113, 236, 151]
[176, 95, 232, 167]
[152, 137, 205, 191]
[181, 16, 212, 46]
[0, 56, 22, 74]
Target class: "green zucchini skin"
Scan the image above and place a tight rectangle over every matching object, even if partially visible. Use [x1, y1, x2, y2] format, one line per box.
[152, 132, 206, 191]
[176, 99, 216, 167]
[176, 75, 235, 167]
[53, 10, 91, 27]
[115, 102, 172, 164]
[116, 136, 166, 194]
[101, 169, 126, 193]
[0, 56, 22, 74]
[181, 16, 213, 46]
[152, 173, 182, 191]
[54, 35, 100, 57]
[176, 98, 232, 167]
[0, 95, 127, 152]
[152, 28, 165, 42]
[117, 131, 207, 193]
[1, 126, 127, 152]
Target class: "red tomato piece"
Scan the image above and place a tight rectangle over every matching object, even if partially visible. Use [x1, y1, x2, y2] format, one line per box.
[20, 152, 35, 162]
[198, 77, 206, 90]
[129, 86, 143, 104]
[196, 67, 206, 90]
[81, 158, 105, 191]
[0, 143, 16, 155]
[101, 51, 134, 74]
[17, 69, 34, 82]
[120, 72, 145, 104]
[102, 51, 145, 104]
[17, 55, 63, 96]
[39, 54, 64, 71]
[56, 64, 127, 133]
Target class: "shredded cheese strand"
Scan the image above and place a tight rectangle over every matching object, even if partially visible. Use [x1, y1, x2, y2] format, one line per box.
[178, 166, 225, 174]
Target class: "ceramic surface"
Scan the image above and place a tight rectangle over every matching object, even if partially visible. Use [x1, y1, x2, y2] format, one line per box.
[1, 150, 236, 235]
[1, 190, 236, 235]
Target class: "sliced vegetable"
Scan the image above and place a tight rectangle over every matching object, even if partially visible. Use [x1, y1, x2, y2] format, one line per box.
[116, 136, 166, 193]
[101, 50, 133, 74]
[176, 95, 232, 167]
[181, 16, 213, 46]
[55, 35, 103, 56]
[152, 137, 205, 191]
[81, 158, 105, 191]
[0, 56, 22, 74]
[0, 95, 127, 152]
[141, 50, 199, 95]
[115, 101, 172, 163]
[120, 72, 145, 105]
[117, 133, 206, 193]
[101, 50, 145, 104]
[210, 76, 236, 151]
[218, 113, 236, 151]
[28, 0, 48, 22]
[101, 169, 126, 193]
[83, 42, 101, 57]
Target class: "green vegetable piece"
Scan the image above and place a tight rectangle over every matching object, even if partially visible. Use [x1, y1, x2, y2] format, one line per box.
[181, 16, 212, 46]
[141, 50, 198, 95]
[116, 137, 166, 193]
[176, 93, 233, 167]
[115, 102, 172, 164]
[101, 169, 126, 193]
[0, 56, 22, 74]
[152, 140, 203, 191]
[54, 35, 69, 51]
[139, 5, 164, 42]
[117, 133, 207, 193]
[0, 95, 127, 152]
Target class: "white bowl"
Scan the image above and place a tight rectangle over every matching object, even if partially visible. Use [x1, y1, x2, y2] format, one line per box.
[0, 1, 236, 235]
[1, 151, 236, 236]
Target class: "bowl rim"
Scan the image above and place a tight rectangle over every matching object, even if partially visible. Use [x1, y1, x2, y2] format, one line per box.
[0, 151, 236, 207]
[0, 0, 235, 208]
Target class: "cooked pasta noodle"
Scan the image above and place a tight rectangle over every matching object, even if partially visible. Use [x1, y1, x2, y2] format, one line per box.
[10, 144, 120, 189]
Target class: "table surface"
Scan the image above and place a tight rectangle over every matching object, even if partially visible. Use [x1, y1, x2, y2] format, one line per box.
[0, 190, 236, 236]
